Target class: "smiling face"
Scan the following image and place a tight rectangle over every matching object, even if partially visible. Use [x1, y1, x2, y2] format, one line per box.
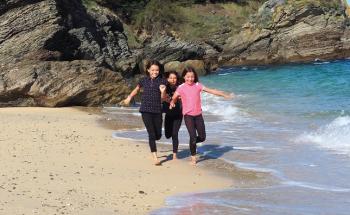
[148, 64, 160, 79]
[167, 73, 177, 86]
[184, 71, 195, 85]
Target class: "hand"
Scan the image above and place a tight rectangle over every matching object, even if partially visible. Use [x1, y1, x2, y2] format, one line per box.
[169, 100, 175, 109]
[165, 95, 171, 103]
[121, 96, 131, 106]
[224, 93, 235, 100]
[159, 85, 166, 93]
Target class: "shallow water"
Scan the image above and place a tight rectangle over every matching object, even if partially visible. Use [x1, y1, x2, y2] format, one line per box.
[109, 60, 350, 215]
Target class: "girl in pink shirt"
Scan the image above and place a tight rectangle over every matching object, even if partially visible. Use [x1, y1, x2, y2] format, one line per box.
[170, 67, 234, 165]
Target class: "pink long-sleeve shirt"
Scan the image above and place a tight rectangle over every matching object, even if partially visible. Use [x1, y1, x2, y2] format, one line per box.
[176, 82, 203, 116]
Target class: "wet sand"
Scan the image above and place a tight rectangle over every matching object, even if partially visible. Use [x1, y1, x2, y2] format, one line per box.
[0, 107, 242, 215]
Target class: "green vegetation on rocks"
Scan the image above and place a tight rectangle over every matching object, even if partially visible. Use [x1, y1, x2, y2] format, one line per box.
[82, 0, 264, 42]
[133, 0, 184, 35]
[132, 0, 264, 41]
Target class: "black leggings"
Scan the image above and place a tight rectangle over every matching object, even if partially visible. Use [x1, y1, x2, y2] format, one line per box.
[164, 114, 183, 153]
[184, 114, 206, 156]
[141, 112, 162, 152]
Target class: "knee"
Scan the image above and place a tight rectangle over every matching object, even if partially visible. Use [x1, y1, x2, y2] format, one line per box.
[149, 135, 156, 141]
[155, 129, 162, 140]
[172, 131, 178, 138]
[197, 135, 206, 143]
[190, 137, 197, 145]
[148, 132, 157, 140]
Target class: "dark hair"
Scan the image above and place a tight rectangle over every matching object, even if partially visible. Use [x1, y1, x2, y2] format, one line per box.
[165, 71, 181, 85]
[145, 60, 164, 77]
[181, 67, 199, 83]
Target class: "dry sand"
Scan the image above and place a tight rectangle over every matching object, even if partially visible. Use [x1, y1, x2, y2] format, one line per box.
[0, 107, 237, 215]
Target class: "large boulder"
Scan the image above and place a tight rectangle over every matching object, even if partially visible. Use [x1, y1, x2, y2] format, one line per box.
[178, 60, 207, 76]
[164, 60, 208, 76]
[164, 61, 182, 74]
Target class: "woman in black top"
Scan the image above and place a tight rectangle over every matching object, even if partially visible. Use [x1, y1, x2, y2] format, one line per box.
[162, 71, 183, 160]
[123, 60, 167, 165]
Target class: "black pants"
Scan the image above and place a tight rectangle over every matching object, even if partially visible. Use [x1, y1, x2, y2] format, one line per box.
[164, 114, 183, 153]
[141, 112, 162, 152]
[184, 114, 206, 156]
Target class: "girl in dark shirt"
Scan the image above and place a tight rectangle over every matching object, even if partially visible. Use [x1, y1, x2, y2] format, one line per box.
[162, 71, 183, 160]
[123, 60, 167, 165]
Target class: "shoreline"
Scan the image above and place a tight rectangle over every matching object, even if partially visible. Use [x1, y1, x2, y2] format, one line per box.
[97, 107, 277, 212]
[97, 106, 275, 183]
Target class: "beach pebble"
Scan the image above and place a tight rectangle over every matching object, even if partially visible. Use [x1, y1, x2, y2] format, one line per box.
[138, 190, 146, 194]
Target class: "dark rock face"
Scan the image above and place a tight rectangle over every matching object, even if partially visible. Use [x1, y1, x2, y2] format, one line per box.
[0, 0, 132, 106]
[0, 0, 132, 69]
[220, 0, 350, 66]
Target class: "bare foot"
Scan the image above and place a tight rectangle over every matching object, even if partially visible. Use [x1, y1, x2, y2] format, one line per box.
[154, 160, 161, 166]
[190, 156, 197, 166]
[172, 153, 177, 160]
[152, 152, 161, 166]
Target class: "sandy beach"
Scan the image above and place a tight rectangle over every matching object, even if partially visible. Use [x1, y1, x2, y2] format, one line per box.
[0, 107, 242, 215]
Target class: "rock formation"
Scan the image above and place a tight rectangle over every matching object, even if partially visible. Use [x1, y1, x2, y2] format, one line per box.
[220, 0, 350, 65]
[0, 0, 131, 106]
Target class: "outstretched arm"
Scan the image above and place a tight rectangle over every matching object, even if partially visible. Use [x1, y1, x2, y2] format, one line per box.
[122, 85, 141, 106]
[203, 86, 234, 99]
[169, 92, 180, 109]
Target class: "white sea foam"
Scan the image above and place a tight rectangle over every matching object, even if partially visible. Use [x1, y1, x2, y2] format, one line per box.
[218, 72, 232, 76]
[233, 146, 267, 151]
[201, 94, 248, 122]
[313, 61, 330, 65]
[103, 106, 141, 116]
[296, 116, 350, 156]
[283, 180, 350, 192]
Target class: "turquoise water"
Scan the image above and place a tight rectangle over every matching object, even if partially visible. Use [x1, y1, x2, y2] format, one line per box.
[110, 60, 350, 215]
[204, 62, 350, 120]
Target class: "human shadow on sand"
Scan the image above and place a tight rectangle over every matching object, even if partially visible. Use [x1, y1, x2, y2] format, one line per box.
[159, 144, 253, 165]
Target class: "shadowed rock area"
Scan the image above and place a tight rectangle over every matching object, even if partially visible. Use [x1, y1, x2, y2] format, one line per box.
[0, 0, 131, 106]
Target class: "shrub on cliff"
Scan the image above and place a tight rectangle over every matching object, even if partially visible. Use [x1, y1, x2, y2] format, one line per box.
[133, 0, 184, 35]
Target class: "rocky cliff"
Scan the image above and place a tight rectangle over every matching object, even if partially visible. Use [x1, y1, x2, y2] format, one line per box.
[220, 0, 350, 65]
[1, 0, 350, 106]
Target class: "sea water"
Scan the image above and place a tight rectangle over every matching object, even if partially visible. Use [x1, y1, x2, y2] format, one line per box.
[109, 60, 350, 215]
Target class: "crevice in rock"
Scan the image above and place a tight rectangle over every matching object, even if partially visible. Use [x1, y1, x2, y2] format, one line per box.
[44, 30, 82, 61]
[55, 90, 91, 107]
[205, 40, 223, 52]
